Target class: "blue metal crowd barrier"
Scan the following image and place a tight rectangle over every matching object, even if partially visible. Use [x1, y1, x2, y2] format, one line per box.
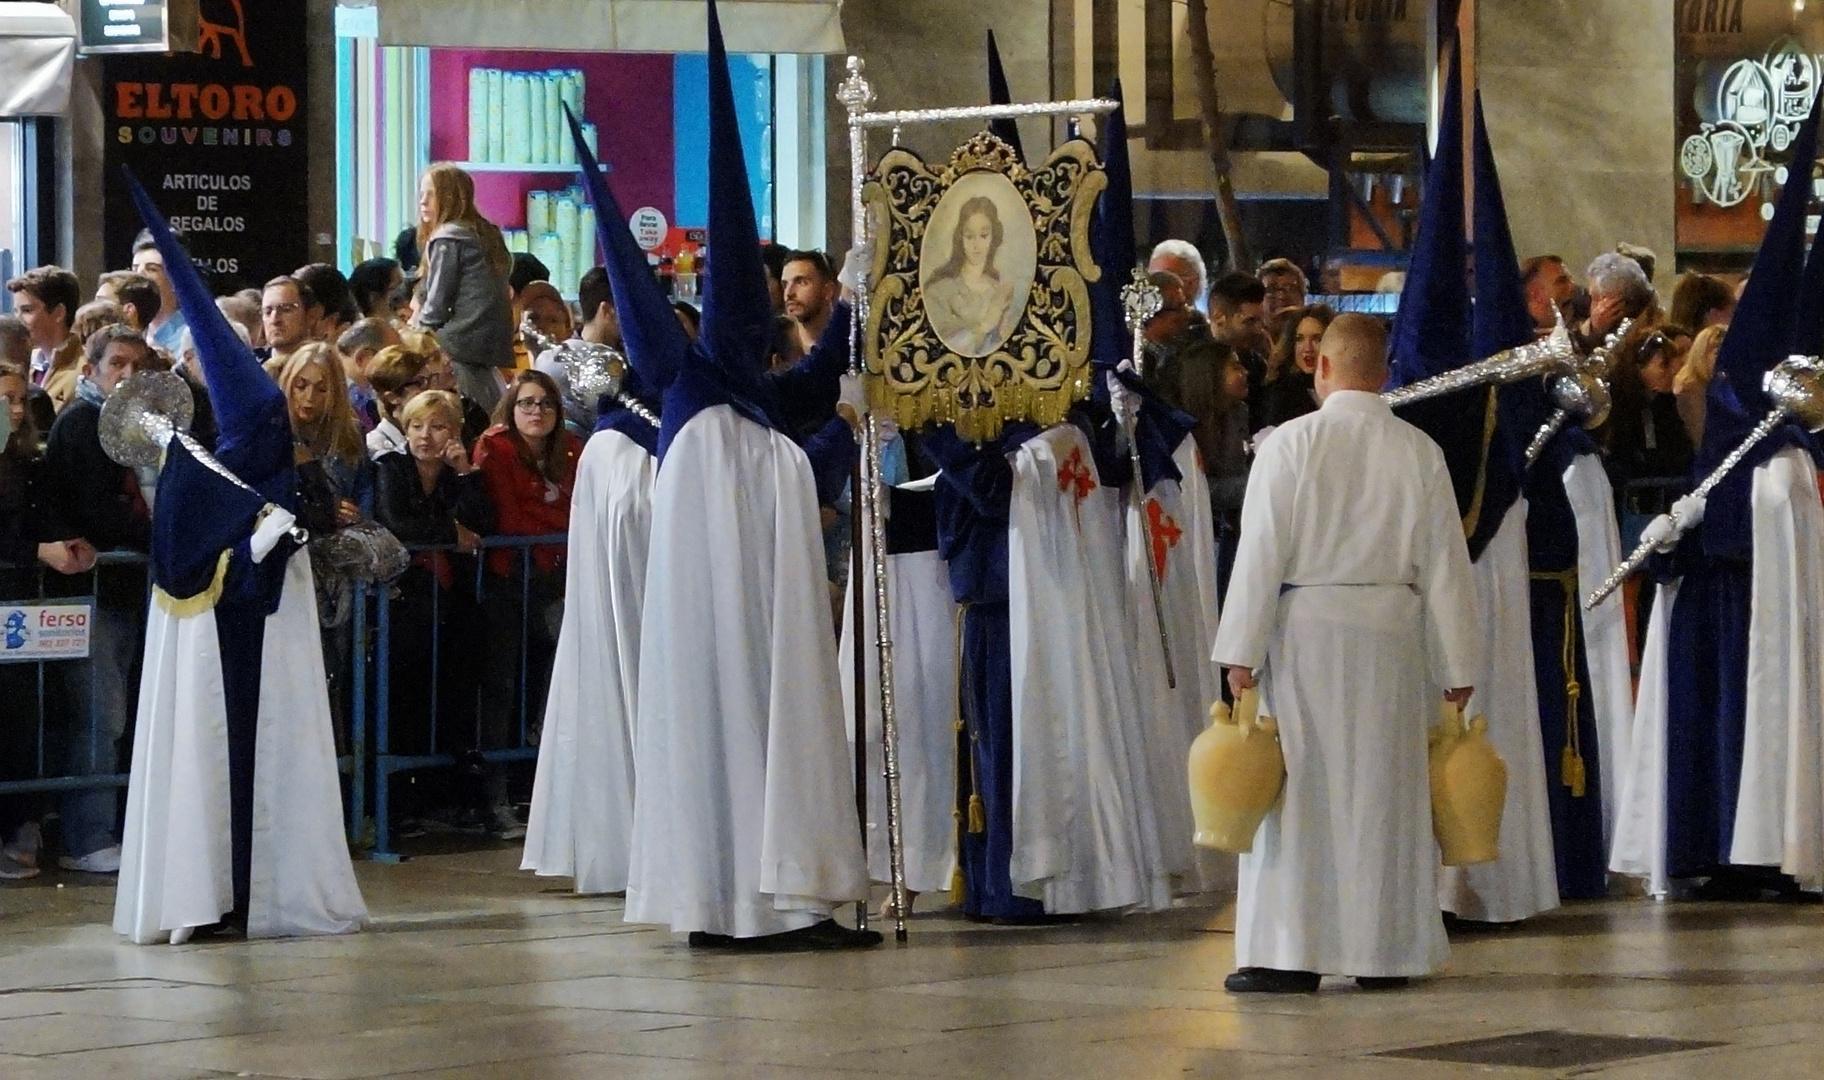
[352, 532, 568, 861]
[0, 551, 146, 808]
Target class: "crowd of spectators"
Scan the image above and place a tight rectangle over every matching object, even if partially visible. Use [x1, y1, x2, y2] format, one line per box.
[0, 163, 861, 873]
[1138, 239, 1722, 607]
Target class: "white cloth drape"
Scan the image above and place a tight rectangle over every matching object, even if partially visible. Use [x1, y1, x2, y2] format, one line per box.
[1563, 453, 1632, 847]
[523, 430, 652, 895]
[1440, 500, 1560, 923]
[116, 554, 366, 944]
[1008, 425, 1171, 914]
[625, 406, 867, 937]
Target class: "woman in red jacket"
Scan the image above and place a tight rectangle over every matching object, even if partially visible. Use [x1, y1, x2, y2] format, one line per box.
[471, 369, 581, 838]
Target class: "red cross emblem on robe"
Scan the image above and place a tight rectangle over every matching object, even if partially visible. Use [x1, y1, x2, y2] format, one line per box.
[1145, 496, 1183, 580]
[1057, 446, 1096, 528]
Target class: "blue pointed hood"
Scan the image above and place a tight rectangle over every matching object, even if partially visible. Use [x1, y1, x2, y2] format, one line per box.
[1384, 58, 1517, 559]
[696, 0, 775, 385]
[124, 169, 291, 496]
[1086, 81, 1192, 490]
[1472, 90, 1554, 443]
[1792, 201, 1824, 359]
[1387, 64, 1469, 386]
[1090, 80, 1137, 375]
[565, 104, 687, 395]
[986, 30, 1024, 159]
[1697, 85, 1824, 560]
[1470, 92, 1536, 361]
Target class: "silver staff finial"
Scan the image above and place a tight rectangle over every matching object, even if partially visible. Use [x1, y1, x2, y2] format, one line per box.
[837, 57, 875, 114]
[1121, 267, 1164, 336]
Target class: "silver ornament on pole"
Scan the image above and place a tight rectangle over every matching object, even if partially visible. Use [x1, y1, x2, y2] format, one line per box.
[1585, 353, 1824, 609]
[1523, 320, 1628, 467]
[1119, 269, 1174, 688]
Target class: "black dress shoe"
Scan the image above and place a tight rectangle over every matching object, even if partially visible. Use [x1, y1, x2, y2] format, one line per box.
[1223, 967, 1320, 994]
[687, 931, 736, 948]
[736, 919, 884, 952]
[1354, 976, 1410, 991]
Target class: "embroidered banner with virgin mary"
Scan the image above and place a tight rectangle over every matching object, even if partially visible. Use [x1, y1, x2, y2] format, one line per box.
[861, 132, 1106, 443]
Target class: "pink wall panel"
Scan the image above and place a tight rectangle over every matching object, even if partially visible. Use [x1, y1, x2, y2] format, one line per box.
[426, 49, 676, 233]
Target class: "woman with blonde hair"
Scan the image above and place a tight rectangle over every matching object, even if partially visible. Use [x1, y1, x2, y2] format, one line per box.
[280, 343, 372, 529]
[412, 163, 514, 413]
[1673, 323, 1725, 446]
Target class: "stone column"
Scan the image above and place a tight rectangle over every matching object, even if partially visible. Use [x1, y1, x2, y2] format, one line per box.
[825, 0, 1054, 253]
[1477, 1, 1676, 280]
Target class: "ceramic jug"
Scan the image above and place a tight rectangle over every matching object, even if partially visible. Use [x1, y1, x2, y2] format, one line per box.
[1429, 701, 1507, 866]
[1187, 687, 1285, 854]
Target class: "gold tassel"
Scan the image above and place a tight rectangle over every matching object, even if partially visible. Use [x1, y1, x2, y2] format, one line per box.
[949, 865, 965, 906]
[1561, 744, 1587, 798]
[956, 603, 987, 835]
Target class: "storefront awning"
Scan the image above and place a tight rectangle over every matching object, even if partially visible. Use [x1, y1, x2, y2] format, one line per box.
[336, 0, 845, 55]
[0, 2, 75, 117]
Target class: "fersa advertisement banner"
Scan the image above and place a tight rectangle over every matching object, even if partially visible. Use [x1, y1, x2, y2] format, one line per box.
[102, 0, 308, 292]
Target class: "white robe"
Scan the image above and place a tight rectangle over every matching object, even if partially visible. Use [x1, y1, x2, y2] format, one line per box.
[1563, 453, 1633, 849]
[115, 552, 367, 944]
[624, 405, 868, 937]
[522, 429, 652, 895]
[1008, 424, 1172, 914]
[1212, 390, 1481, 977]
[1608, 580, 1677, 897]
[839, 488, 961, 895]
[1731, 448, 1824, 889]
[1122, 435, 1226, 893]
[1609, 446, 1824, 894]
[1439, 500, 1560, 923]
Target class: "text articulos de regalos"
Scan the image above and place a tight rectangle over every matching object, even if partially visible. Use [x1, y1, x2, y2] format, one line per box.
[111, 81, 297, 235]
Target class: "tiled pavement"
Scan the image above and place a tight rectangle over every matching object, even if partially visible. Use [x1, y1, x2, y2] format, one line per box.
[0, 848, 1820, 1078]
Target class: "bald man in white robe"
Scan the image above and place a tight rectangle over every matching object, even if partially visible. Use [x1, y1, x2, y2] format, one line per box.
[1212, 314, 1483, 993]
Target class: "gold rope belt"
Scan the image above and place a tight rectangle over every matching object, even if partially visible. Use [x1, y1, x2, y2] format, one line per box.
[1530, 568, 1587, 797]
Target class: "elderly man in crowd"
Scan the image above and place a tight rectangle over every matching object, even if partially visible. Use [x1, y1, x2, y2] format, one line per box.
[1149, 239, 1208, 311]
[1579, 252, 1657, 351]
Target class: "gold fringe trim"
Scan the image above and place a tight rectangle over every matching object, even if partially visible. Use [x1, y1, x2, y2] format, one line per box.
[152, 550, 233, 618]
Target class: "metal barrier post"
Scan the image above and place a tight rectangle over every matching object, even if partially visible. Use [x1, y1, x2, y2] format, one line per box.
[349, 582, 367, 847]
[371, 580, 399, 862]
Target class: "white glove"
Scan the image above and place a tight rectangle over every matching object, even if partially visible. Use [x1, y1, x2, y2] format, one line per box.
[1107, 372, 1141, 431]
[838, 236, 875, 296]
[250, 505, 300, 564]
[1639, 513, 1679, 554]
[838, 372, 868, 419]
[1670, 493, 1707, 530]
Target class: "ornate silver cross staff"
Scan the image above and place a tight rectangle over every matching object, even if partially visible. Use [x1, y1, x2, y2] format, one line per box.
[1121, 269, 1175, 689]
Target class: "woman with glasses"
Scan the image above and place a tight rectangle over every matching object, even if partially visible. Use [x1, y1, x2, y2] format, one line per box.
[471, 369, 581, 839]
[365, 345, 432, 459]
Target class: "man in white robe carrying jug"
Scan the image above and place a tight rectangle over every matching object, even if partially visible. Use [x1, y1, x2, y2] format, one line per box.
[1212, 314, 1482, 993]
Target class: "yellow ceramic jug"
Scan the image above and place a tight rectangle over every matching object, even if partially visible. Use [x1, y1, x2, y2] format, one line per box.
[1187, 687, 1286, 854]
[1429, 701, 1508, 866]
